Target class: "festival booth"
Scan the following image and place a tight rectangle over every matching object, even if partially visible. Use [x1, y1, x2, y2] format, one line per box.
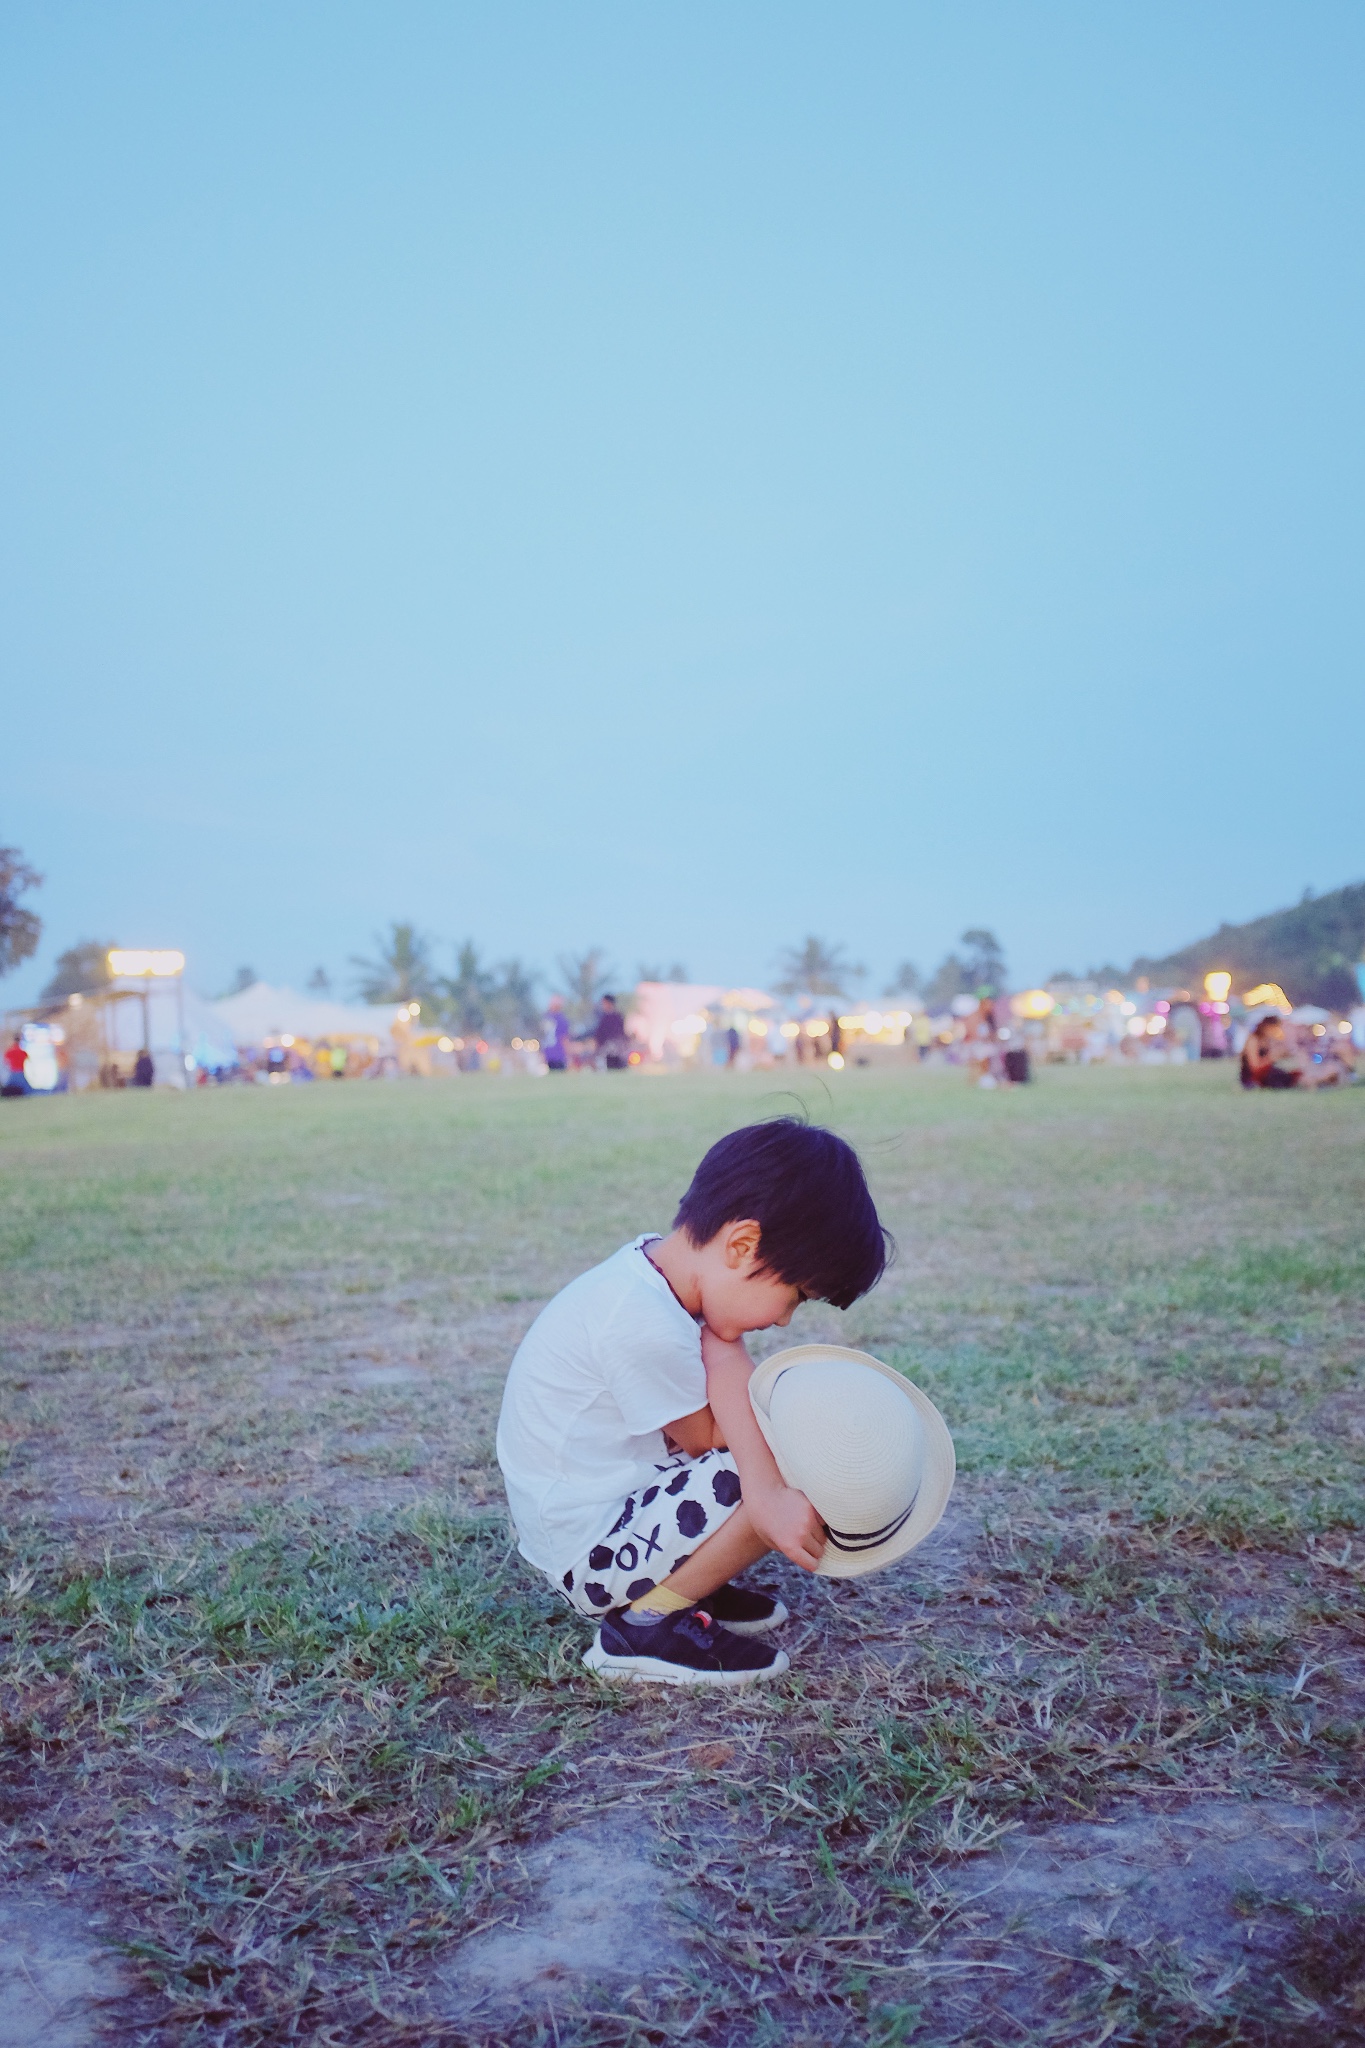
[824, 1008, 919, 1065]
[0, 1016, 68, 1093]
[4, 951, 239, 1090]
[628, 983, 779, 1068]
[211, 982, 401, 1081]
[995, 984, 1196, 1065]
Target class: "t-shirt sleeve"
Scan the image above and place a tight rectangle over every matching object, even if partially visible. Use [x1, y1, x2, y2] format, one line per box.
[601, 1292, 707, 1434]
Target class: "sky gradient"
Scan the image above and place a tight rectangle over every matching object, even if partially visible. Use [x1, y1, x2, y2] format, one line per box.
[3, 4, 1363, 1005]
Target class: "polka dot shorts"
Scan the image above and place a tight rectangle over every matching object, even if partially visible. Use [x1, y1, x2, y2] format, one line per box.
[559, 1450, 744, 1617]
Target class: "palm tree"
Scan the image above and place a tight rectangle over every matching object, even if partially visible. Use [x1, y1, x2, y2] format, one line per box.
[922, 930, 1007, 1011]
[775, 936, 860, 1000]
[923, 953, 971, 1012]
[486, 958, 541, 1040]
[350, 923, 435, 1005]
[959, 928, 1007, 996]
[442, 941, 497, 1034]
[884, 960, 922, 1000]
[556, 947, 615, 1028]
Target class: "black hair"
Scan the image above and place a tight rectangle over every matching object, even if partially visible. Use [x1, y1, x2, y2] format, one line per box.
[673, 1117, 892, 1311]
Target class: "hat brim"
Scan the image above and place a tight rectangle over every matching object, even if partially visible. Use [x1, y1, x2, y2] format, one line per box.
[748, 1345, 955, 1579]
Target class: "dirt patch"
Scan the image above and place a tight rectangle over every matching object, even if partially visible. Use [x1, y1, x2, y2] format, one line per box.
[345, 1362, 428, 1388]
[440, 1817, 691, 2022]
[0, 1894, 128, 2047]
[925, 1797, 1364, 2035]
[1317, 1391, 1365, 1443]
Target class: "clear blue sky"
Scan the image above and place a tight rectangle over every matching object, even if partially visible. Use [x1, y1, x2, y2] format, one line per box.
[3, 3, 1363, 1004]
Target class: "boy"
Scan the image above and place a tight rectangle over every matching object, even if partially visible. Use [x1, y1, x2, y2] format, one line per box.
[496, 1119, 891, 1684]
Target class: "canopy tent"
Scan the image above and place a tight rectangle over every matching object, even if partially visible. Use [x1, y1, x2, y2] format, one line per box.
[628, 982, 778, 1061]
[212, 982, 400, 1050]
[181, 987, 241, 1072]
[2, 977, 240, 1088]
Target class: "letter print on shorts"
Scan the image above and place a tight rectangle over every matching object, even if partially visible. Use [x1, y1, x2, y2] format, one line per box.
[558, 1449, 743, 1617]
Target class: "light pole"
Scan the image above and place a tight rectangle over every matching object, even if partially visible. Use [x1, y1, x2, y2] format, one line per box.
[1202, 970, 1232, 1060]
[107, 951, 187, 1085]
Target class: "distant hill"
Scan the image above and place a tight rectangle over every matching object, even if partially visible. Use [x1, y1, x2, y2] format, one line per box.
[1132, 882, 1365, 1010]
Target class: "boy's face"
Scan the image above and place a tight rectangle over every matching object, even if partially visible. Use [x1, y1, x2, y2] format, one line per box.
[695, 1220, 807, 1343]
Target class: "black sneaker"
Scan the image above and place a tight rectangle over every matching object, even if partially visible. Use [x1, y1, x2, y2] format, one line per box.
[582, 1606, 790, 1687]
[700, 1583, 789, 1636]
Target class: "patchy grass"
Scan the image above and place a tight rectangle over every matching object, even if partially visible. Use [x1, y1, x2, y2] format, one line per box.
[2, 1066, 1364, 2044]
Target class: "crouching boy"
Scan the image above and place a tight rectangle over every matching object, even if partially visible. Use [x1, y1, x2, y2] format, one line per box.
[496, 1118, 891, 1685]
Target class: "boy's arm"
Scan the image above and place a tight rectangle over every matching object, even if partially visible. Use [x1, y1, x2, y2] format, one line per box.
[700, 1326, 826, 1571]
[662, 1405, 720, 1457]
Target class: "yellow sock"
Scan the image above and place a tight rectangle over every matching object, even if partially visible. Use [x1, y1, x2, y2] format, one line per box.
[627, 1584, 691, 1618]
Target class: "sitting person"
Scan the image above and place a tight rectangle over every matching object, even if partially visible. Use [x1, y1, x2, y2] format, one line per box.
[1305, 1025, 1356, 1087]
[1239, 1013, 1351, 1089]
[496, 1118, 890, 1685]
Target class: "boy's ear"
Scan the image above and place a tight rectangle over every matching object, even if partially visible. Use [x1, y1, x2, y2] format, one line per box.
[722, 1218, 763, 1268]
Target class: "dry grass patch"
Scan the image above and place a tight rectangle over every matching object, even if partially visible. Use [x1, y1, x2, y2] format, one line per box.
[2, 1067, 1364, 2043]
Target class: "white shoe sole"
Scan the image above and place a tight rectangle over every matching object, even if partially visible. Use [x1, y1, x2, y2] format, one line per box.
[582, 1637, 790, 1686]
[709, 1598, 789, 1637]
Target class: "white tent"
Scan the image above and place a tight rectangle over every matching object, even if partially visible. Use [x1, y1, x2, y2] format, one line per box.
[629, 982, 775, 1061]
[211, 982, 400, 1049]
[50, 978, 239, 1088]
[182, 987, 241, 1072]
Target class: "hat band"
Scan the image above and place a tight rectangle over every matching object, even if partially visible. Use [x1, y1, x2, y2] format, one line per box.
[823, 1497, 916, 1553]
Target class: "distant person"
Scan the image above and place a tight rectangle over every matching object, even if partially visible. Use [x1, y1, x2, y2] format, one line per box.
[330, 1044, 347, 1079]
[1168, 1004, 1202, 1063]
[1240, 1014, 1308, 1089]
[592, 993, 628, 1070]
[726, 1024, 741, 1066]
[1200, 1007, 1229, 1059]
[132, 1049, 155, 1087]
[544, 995, 571, 1073]
[962, 1001, 997, 1085]
[2, 1036, 29, 1096]
[1245, 1013, 1354, 1089]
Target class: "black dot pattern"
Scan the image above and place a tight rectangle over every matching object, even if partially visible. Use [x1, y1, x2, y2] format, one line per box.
[676, 1498, 706, 1539]
[554, 1450, 745, 1618]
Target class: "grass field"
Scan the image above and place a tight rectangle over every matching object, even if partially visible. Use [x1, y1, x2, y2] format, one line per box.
[2, 1066, 1364, 2046]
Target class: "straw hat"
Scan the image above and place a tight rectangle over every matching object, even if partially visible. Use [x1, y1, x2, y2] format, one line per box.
[748, 1345, 955, 1579]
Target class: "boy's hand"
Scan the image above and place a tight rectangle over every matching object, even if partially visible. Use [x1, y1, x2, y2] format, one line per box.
[700, 1323, 825, 1569]
[748, 1481, 826, 1572]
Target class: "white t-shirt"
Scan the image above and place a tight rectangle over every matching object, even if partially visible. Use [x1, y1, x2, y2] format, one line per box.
[497, 1236, 707, 1577]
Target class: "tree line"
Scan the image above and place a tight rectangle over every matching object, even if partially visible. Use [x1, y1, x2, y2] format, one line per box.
[0, 845, 1011, 1022]
[341, 922, 1012, 1033]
